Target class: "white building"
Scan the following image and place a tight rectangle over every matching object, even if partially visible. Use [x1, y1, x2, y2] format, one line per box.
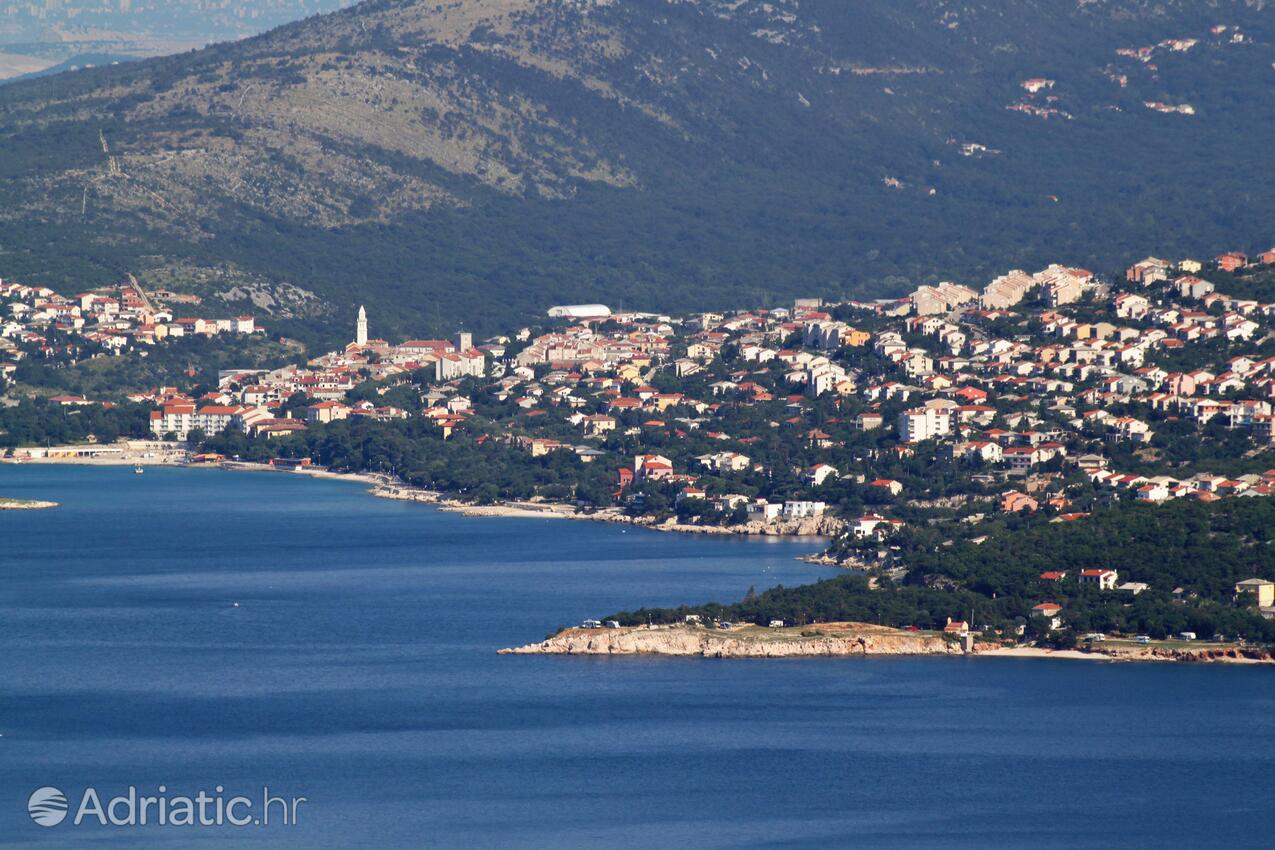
[746, 499, 783, 522]
[898, 406, 952, 442]
[434, 349, 486, 381]
[149, 403, 244, 440]
[1079, 569, 1119, 590]
[805, 464, 838, 487]
[149, 403, 195, 439]
[783, 500, 827, 519]
[547, 304, 612, 319]
[697, 451, 751, 473]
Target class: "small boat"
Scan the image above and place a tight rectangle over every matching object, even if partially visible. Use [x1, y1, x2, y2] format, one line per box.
[134, 466, 144, 474]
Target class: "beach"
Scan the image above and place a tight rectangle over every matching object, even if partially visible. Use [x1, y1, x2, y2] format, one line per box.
[432, 499, 836, 536]
[2, 443, 838, 541]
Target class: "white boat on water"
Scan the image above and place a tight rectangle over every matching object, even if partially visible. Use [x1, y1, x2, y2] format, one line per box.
[134, 466, 144, 474]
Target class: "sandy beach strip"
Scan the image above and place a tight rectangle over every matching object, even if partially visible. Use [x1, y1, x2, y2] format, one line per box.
[1, 451, 831, 543]
[978, 646, 1111, 662]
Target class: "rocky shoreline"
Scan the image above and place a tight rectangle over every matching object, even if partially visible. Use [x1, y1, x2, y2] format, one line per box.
[500, 623, 1275, 664]
[501, 623, 993, 658]
[981, 644, 1275, 664]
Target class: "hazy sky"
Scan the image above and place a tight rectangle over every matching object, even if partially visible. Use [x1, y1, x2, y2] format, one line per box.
[0, 1, 353, 43]
[0, 0, 353, 81]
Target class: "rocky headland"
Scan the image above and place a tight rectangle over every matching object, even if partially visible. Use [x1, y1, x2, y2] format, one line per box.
[501, 623, 1275, 663]
[500, 622, 988, 658]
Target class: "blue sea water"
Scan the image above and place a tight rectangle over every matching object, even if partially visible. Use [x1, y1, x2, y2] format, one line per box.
[1, 465, 1274, 849]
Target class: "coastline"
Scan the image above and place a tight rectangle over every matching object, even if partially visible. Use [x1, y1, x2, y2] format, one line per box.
[0, 450, 836, 543]
[433, 499, 837, 538]
[501, 623, 1275, 664]
[500, 622, 981, 658]
[980, 644, 1275, 664]
[10, 453, 1271, 666]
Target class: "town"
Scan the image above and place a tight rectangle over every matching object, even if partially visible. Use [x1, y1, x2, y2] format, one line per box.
[0, 275, 261, 384]
[5, 243, 1275, 638]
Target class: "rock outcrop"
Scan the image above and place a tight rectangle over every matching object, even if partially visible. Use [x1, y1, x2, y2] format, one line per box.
[502, 624, 1275, 664]
[1102, 645, 1274, 664]
[500, 623, 978, 658]
[0, 498, 58, 510]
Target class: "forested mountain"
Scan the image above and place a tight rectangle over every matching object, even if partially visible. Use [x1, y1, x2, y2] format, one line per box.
[1, 0, 1272, 346]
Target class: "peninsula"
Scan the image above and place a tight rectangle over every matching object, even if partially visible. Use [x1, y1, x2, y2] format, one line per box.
[501, 622, 1275, 664]
[501, 622, 985, 658]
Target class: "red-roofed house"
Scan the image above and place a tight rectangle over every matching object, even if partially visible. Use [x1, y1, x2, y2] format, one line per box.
[1079, 569, 1119, 590]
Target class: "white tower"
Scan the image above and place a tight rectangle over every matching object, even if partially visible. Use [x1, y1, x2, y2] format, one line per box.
[356, 305, 368, 347]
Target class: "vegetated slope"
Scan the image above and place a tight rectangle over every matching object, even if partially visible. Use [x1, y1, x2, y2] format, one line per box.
[611, 496, 1275, 643]
[0, 0, 1272, 345]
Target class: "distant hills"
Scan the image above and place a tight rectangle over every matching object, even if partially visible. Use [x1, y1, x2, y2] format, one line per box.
[0, 0, 1272, 347]
[0, 1, 348, 82]
[0, 54, 138, 87]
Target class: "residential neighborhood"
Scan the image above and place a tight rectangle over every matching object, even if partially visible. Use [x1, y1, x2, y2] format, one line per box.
[0, 276, 262, 377]
[7, 244, 1275, 631]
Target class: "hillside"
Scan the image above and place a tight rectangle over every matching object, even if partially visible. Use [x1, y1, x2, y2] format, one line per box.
[609, 497, 1275, 644]
[0, 0, 1272, 346]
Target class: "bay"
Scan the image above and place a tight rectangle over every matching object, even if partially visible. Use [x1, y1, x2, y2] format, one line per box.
[1, 465, 1273, 849]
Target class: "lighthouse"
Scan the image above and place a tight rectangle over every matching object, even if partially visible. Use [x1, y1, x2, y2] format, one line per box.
[355, 305, 368, 347]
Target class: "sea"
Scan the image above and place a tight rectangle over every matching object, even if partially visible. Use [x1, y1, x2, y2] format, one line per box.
[1, 464, 1274, 849]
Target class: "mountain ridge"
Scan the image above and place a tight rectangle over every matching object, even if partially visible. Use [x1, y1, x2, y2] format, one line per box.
[0, 0, 1272, 344]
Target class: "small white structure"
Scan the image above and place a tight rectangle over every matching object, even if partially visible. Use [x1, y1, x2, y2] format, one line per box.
[747, 499, 783, 522]
[1079, 569, 1119, 590]
[355, 305, 368, 347]
[804, 463, 838, 487]
[782, 500, 827, 519]
[547, 304, 612, 319]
